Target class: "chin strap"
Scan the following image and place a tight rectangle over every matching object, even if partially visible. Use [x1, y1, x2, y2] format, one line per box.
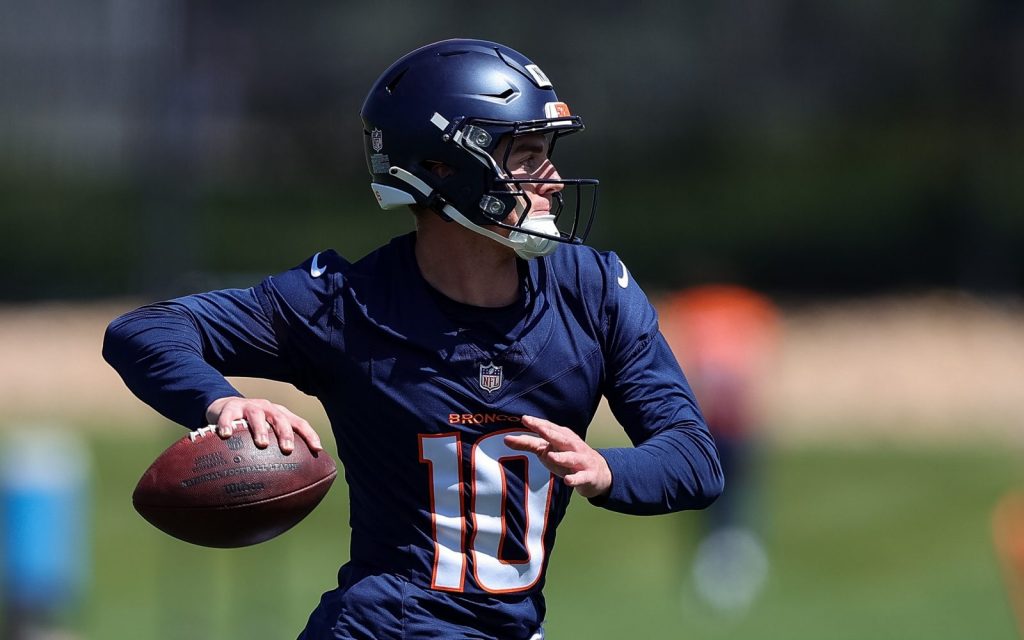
[373, 167, 556, 259]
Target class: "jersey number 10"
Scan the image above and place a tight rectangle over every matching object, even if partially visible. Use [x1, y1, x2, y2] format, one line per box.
[419, 430, 555, 593]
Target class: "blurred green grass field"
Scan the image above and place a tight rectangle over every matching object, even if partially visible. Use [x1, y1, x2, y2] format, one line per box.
[47, 425, 1024, 639]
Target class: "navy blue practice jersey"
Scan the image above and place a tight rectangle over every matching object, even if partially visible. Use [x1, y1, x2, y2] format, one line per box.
[104, 232, 722, 639]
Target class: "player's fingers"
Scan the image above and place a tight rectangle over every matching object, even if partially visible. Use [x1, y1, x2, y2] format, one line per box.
[214, 402, 247, 438]
[278, 407, 323, 453]
[215, 411, 239, 438]
[564, 470, 601, 496]
[563, 470, 587, 487]
[521, 415, 579, 450]
[244, 407, 271, 448]
[564, 454, 612, 499]
[504, 434, 548, 455]
[508, 437, 579, 478]
[221, 417, 249, 439]
[545, 450, 586, 470]
[266, 408, 296, 454]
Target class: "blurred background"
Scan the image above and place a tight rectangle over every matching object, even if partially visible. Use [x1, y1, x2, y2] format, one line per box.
[1, 1, 1022, 638]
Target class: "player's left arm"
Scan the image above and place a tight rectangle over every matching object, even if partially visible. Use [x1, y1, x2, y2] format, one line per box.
[505, 333, 722, 512]
[509, 251, 723, 513]
[595, 328, 724, 515]
[590, 252, 723, 515]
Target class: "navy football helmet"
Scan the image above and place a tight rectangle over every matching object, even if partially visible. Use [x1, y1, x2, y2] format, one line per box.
[360, 39, 598, 259]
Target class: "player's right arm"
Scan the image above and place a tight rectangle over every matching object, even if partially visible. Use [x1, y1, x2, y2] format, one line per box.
[102, 253, 340, 452]
[102, 289, 317, 452]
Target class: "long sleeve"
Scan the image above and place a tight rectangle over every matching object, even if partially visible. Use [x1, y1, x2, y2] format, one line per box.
[591, 253, 724, 515]
[595, 332, 724, 514]
[102, 287, 291, 429]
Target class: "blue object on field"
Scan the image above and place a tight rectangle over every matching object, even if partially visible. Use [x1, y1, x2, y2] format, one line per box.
[0, 428, 90, 612]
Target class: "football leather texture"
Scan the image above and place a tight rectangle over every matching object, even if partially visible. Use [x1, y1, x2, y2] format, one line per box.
[133, 424, 337, 548]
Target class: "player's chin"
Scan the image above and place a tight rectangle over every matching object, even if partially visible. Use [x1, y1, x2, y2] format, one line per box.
[501, 206, 550, 228]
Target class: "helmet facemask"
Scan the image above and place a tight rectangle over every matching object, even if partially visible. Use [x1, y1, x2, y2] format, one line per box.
[437, 115, 598, 259]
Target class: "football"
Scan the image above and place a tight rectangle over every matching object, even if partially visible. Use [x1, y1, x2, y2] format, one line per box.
[132, 422, 337, 548]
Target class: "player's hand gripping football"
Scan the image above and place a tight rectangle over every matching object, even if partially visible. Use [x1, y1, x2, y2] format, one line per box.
[206, 396, 324, 455]
[504, 415, 612, 499]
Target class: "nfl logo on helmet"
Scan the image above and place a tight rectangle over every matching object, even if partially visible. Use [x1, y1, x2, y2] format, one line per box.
[479, 362, 503, 393]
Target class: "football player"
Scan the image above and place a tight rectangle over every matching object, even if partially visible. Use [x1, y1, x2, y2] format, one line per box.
[104, 39, 723, 639]
[660, 285, 780, 612]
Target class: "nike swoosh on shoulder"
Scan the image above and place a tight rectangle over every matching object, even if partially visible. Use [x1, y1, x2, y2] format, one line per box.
[616, 260, 629, 288]
[310, 252, 326, 278]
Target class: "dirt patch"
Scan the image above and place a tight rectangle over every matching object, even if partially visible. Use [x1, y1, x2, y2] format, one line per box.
[2, 294, 1022, 444]
[759, 292, 1024, 444]
[0, 300, 329, 431]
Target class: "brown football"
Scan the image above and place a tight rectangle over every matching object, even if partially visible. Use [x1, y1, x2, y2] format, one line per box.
[132, 423, 336, 548]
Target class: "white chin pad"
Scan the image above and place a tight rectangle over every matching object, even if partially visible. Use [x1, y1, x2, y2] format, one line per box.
[509, 215, 559, 260]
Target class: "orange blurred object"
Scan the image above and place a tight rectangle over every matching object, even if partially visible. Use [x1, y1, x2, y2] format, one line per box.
[993, 492, 1024, 639]
[658, 285, 780, 437]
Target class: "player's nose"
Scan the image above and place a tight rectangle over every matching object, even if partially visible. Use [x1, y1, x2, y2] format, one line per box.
[534, 162, 563, 197]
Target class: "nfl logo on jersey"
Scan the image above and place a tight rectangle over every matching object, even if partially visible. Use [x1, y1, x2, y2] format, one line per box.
[479, 362, 503, 393]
